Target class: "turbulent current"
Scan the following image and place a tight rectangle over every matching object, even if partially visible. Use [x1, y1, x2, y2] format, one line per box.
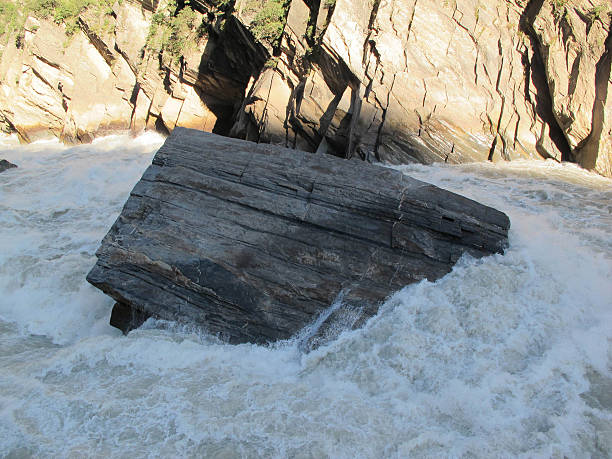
[1, 134, 611, 458]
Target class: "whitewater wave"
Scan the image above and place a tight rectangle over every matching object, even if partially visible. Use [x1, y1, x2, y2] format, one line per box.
[0, 138, 610, 457]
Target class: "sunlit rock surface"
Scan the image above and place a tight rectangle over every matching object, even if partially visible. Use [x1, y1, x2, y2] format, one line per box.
[0, 0, 609, 176]
[235, 0, 611, 178]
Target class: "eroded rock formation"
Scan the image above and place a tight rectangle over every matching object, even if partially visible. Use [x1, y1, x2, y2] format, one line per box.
[528, 0, 612, 176]
[0, 0, 267, 142]
[234, 0, 611, 177]
[87, 127, 510, 344]
[0, 0, 610, 176]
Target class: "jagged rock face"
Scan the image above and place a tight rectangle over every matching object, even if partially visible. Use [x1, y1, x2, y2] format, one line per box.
[0, 17, 125, 142]
[234, 0, 551, 162]
[234, 0, 611, 176]
[0, 0, 609, 177]
[0, 8, 147, 142]
[0, 0, 268, 142]
[528, 0, 612, 177]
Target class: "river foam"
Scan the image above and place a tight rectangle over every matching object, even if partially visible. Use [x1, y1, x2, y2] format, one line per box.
[1, 137, 610, 457]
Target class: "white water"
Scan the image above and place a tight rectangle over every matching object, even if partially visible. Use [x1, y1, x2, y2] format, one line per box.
[1, 136, 611, 457]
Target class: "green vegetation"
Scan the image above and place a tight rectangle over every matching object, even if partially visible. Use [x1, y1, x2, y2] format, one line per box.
[552, 0, 568, 7]
[0, 0, 116, 53]
[551, 0, 570, 21]
[26, 0, 116, 34]
[0, 0, 25, 55]
[263, 56, 278, 68]
[240, 0, 288, 45]
[250, 0, 287, 44]
[209, 0, 234, 10]
[0, 0, 291, 61]
[0, 1, 21, 40]
[145, 0, 205, 64]
[587, 3, 608, 23]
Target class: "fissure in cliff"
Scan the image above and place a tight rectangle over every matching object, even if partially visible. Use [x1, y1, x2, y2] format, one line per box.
[0, 0, 610, 176]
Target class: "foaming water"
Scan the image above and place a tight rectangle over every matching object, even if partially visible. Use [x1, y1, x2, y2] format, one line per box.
[0, 132, 165, 342]
[1, 141, 610, 457]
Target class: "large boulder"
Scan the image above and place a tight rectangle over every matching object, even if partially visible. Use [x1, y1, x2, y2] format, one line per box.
[87, 127, 510, 344]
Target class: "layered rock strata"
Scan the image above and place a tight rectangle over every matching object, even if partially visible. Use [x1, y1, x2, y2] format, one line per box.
[527, 0, 612, 176]
[0, 0, 267, 142]
[87, 127, 510, 344]
[0, 0, 610, 176]
[234, 0, 611, 177]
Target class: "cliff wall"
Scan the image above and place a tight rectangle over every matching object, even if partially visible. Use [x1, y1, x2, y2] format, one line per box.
[0, 0, 610, 176]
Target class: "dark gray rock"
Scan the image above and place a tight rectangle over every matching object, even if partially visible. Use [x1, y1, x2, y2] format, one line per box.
[0, 159, 17, 173]
[87, 127, 510, 344]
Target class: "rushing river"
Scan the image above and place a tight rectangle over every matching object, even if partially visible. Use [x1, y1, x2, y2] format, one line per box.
[0, 134, 611, 458]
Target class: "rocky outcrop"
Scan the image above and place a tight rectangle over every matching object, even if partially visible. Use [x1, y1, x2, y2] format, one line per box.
[0, 0, 268, 142]
[527, 0, 612, 177]
[87, 127, 510, 344]
[0, 0, 610, 176]
[0, 159, 17, 172]
[233, 0, 611, 176]
[0, 14, 137, 143]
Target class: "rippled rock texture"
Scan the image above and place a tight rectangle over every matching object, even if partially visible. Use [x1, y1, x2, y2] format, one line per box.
[0, 0, 610, 176]
[87, 127, 509, 344]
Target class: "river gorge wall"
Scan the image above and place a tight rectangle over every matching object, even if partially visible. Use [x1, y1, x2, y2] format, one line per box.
[0, 0, 610, 177]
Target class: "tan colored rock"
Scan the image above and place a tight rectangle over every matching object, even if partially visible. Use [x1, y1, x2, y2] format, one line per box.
[134, 0, 269, 135]
[530, 0, 611, 176]
[241, 67, 293, 142]
[114, 0, 151, 68]
[0, 15, 136, 142]
[235, 0, 610, 172]
[160, 84, 217, 131]
[131, 87, 152, 132]
[0, 0, 609, 177]
[0, 0, 248, 142]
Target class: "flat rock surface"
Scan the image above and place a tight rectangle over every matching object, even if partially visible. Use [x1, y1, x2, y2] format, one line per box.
[87, 127, 510, 344]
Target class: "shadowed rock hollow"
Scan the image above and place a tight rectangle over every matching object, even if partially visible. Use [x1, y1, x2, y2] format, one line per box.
[87, 127, 510, 345]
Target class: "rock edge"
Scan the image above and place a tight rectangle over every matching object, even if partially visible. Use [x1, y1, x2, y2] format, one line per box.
[87, 127, 510, 345]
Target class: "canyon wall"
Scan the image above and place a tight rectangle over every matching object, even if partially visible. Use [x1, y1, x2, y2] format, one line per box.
[0, 0, 610, 176]
[0, 0, 268, 142]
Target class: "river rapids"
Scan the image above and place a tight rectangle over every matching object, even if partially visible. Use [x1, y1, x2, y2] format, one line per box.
[0, 134, 611, 457]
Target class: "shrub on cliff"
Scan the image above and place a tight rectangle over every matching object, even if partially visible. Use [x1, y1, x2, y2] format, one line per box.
[0, 0, 116, 40]
[0, 0, 23, 53]
[145, 0, 204, 64]
[245, 0, 288, 46]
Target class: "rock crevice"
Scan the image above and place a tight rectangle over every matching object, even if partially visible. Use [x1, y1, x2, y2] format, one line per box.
[0, 0, 609, 176]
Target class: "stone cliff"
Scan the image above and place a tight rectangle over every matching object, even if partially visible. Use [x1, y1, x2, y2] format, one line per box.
[0, 0, 610, 176]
